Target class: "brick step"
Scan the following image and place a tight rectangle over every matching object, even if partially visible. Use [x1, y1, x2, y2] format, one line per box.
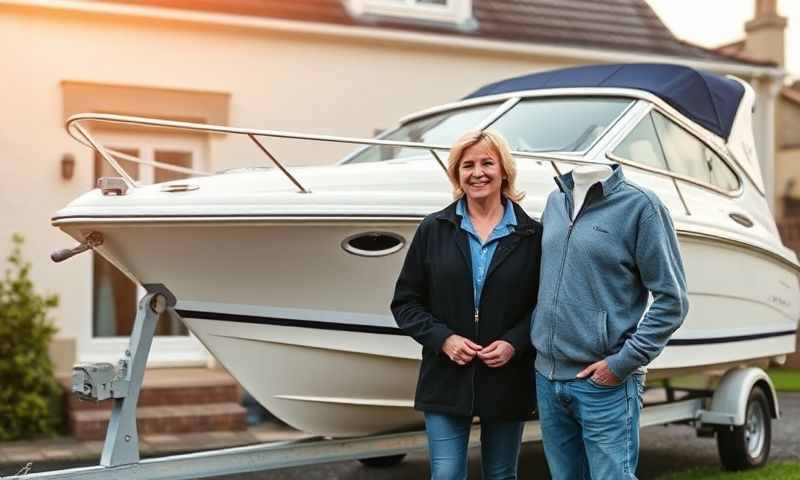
[61, 368, 241, 411]
[71, 402, 247, 441]
[66, 384, 240, 411]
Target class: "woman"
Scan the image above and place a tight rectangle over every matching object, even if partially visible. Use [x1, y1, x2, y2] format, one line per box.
[391, 130, 542, 480]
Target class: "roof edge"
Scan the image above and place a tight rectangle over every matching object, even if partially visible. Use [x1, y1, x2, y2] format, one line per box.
[674, 38, 777, 67]
[1, 0, 786, 79]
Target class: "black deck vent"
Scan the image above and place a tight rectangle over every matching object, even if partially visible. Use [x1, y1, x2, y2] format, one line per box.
[342, 232, 405, 257]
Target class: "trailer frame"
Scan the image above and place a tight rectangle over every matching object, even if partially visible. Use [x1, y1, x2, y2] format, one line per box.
[3, 288, 779, 479]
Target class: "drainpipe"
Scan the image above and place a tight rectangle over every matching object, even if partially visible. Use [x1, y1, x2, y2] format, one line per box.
[756, 74, 783, 214]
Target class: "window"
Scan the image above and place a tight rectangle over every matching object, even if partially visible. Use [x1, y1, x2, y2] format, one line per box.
[347, 0, 473, 26]
[92, 147, 139, 338]
[344, 103, 499, 163]
[611, 113, 668, 171]
[651, 111, 739, 191]
[92, 133, 204, 338]
[488, 97, 632, 153]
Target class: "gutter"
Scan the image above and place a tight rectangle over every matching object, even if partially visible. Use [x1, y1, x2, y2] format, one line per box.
[1, 0, 786, 80]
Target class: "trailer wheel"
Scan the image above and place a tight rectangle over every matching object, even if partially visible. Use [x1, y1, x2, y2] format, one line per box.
[716, 386, 771, 470]
[358, 453, 407, 468]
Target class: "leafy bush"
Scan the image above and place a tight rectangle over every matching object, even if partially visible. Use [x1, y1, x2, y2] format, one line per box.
[0, 234, 61, 440]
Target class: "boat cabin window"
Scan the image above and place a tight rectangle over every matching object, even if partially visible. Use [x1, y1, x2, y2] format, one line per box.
[487, 97, 632, 153]
[651, 111, 740, 192]
[344, 103, 500, 164]
[611, 113, 668, 171]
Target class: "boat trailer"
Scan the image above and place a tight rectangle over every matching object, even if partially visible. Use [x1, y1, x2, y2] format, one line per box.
[2, 287, 781, 479]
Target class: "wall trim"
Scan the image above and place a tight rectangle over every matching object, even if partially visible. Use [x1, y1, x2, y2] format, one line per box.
[61, 80, 230, 128]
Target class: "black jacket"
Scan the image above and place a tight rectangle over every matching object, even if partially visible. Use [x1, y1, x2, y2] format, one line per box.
[391, 199, 542, 420]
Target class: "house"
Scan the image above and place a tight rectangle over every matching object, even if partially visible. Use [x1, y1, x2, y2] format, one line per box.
[715, 0, 798, 220]
[0, 0, 787, 436]
[714, 0, 800, 366]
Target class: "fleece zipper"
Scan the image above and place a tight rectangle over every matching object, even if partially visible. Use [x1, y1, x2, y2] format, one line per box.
[547, 185, 602, 379]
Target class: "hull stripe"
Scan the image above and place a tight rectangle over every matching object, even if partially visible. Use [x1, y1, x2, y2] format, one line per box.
[177, 309, 405, 336]
[179, 309, 796, 345]
[667, 329, 796, 346]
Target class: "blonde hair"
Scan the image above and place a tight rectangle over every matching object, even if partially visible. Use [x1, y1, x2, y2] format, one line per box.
[446, 130, 524, 202]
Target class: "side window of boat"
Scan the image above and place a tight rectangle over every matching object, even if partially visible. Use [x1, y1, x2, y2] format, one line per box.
[651, 111, 739, 192]
[611, 113, 668, 170]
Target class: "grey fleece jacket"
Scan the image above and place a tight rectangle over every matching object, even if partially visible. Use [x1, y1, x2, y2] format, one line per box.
[531, 164, 689, 380]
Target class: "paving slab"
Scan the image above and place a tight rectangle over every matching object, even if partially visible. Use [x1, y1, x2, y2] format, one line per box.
[0, 421, 303, 470]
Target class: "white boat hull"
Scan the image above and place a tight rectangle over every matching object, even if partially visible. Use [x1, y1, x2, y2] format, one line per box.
[52, 72, 800, 438]
[57, 216, 799, 436]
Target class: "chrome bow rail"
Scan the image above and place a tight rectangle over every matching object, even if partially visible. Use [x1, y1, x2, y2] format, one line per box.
[66, 113, 614, 193]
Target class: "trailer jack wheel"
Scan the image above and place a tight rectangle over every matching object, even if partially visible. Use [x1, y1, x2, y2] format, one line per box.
[716, 386, 771, 471]
[358, 453, 407, 468]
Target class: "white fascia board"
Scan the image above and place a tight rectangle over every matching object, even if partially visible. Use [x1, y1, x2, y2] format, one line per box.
[346, 0, 474, 27]
[2, 0, 785, 80]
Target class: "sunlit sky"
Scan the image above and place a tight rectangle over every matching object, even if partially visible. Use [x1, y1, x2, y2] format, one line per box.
[647, 0, 799, 82]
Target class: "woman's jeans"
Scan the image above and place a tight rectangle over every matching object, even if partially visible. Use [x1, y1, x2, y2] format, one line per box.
[424, 412, 524, 480]
[535, 371, 644, 480]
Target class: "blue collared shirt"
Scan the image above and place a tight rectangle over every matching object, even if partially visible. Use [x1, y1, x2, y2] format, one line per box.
[456, 197, 518, 309]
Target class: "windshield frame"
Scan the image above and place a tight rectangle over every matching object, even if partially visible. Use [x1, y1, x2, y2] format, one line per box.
[338, 98, 515, 165]
[482, 95, 635, 157]
[339, 91, 637, 165]
[605, 103, 744, 198]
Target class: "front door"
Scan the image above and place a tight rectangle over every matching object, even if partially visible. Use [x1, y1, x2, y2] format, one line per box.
[82, 131, 208, 366]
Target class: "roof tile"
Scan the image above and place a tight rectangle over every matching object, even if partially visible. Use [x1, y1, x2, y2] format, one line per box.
[95, 0, 764, 65]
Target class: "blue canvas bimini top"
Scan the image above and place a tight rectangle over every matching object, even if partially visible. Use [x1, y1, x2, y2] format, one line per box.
[465, 64, 745, 140]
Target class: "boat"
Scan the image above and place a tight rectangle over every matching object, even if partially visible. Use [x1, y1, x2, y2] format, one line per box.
[52, 64, 800, 437]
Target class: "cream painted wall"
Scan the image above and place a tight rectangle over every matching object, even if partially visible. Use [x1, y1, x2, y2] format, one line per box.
[0, 4, 575, 358]
[779, 96, 800, 147]
[774, 98, 800, 217]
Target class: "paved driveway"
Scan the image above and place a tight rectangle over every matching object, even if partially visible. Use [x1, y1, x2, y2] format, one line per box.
[219, 392, 800, 479]
[7, 393, 797, 479]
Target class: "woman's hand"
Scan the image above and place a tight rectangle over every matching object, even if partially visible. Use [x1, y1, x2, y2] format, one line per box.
[442, 335, 483, 365]
[477, 340, 515, 368]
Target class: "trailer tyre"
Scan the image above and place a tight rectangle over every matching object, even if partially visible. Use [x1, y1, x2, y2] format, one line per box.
[358, 454, 407, 468]
[716, 386, 771, 471]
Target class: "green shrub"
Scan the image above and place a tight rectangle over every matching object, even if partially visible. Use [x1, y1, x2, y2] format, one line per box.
[0, 233, 61, 440]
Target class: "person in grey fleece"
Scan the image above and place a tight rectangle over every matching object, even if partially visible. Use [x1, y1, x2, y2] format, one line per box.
[531, 163, 688, 480]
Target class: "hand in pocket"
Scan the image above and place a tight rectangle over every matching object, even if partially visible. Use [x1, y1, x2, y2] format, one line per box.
[576, 359, 621, 386]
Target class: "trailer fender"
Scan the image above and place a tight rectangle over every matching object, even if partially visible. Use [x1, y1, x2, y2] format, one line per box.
[699, 367, 779, 427]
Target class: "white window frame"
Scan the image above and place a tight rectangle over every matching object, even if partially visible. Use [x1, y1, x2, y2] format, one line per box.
[348, 0, 473, 26]
[82, 131, 209, 367]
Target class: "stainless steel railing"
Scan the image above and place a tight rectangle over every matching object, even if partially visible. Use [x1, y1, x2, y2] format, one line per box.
[66, 112, 614, 193]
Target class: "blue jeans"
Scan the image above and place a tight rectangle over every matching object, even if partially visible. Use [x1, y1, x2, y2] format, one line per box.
[424, 412, 524, 480]
[535, 371, 644, 480]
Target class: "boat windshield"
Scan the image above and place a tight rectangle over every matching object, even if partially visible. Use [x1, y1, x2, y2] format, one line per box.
[343, 96, 632, 164]
[343, 103, 501, 164]
[489, 97, 632, 153]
